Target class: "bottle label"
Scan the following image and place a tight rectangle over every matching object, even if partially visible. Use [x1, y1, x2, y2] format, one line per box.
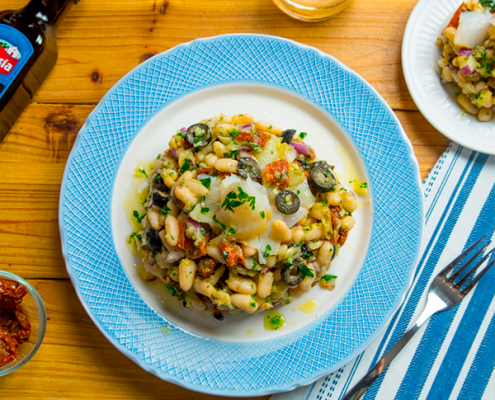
[0, 24, 34, 100]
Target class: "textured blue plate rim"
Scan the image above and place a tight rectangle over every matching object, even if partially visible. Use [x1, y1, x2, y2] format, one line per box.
[59, 33, 424, 396]
[109, 80, 376, 343]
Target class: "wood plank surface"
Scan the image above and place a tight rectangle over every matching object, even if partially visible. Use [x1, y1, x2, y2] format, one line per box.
[0, 0, 451, 398]
[3, 0, 418, 110]
[1, 280, 259, 400]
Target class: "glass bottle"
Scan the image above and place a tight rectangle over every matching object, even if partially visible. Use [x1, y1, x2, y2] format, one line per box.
[0, 0, 79, 142]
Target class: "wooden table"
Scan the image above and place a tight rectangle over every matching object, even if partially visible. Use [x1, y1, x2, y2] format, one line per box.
[0, 0, 450, 398]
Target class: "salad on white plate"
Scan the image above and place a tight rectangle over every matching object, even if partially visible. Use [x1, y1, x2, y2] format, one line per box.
[437, 0, 495, 121]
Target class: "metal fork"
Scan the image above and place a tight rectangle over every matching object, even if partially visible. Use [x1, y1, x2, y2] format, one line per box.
[342, 237, 495, 400]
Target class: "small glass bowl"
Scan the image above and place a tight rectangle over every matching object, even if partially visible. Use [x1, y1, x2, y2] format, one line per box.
[0, 271, 47, 376]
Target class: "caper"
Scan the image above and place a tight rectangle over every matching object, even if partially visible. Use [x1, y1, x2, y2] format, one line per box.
[309, 161, 337, 192]
[275, 190, 300, 215]
[186, 123, 212, 147]
[237, 157, 261, 180]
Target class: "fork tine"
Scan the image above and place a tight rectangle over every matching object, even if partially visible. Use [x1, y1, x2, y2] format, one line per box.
[438, 237, 486, 277]
[450, 242, 491, 282]
[462, 256, 495, 295]
[457, 247, 495, 289]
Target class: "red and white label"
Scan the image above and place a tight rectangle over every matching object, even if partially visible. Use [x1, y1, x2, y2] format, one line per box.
[0, 46, 19, 75]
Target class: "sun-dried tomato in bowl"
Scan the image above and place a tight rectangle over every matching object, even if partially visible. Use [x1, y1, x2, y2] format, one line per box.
[0, 278, 32, 367]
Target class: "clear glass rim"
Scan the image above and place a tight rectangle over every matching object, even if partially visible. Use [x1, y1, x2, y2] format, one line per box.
[0, 270, 47, 376]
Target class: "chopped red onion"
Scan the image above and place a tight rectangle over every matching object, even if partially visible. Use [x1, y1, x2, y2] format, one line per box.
[241, 124, 253, 133]
[291, 141, 309, 156]
[170, 148, 177, 159]
[187, 217, 201, 233]
[460, 65, 477, 75]
[457, 48, 474, 57]
[180, 127, 187, 134]
[148, 259, 156, 266]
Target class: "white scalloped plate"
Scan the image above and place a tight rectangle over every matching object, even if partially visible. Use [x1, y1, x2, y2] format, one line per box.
[402, 0, 495, 155]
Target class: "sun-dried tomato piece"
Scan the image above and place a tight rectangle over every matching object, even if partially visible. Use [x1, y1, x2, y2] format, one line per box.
[218, 241, 246, 267]
[234, 130, 253, 142]
[265, 159, 290, 189]
[197, 257, 217, 278]
[177, 221, 194, 251]
[448, 3, 468, 28]
[0, 279, 31, 367]
[253, 130, 271, 148]
[337, 230, 349, 246]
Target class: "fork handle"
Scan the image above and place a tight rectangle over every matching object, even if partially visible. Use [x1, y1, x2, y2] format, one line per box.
[341, 324, 421, 400]
[341, 290, 447, 400]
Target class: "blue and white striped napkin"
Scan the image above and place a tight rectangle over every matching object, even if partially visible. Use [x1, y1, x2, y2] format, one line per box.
[272, 143, 495, 400]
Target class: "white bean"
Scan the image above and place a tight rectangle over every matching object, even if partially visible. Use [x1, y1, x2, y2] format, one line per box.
[317, 241, 333, 269]
[148, 208, 163, 230]
[257, 272, 274, 299]
[179, 258, 197, 291]
[175, 185, 197, 208]
[167, 199, 179, 217]
[205, 153, 219, 167]
[209, 265, 226, 285]
[299, 263, 316, 292]
[226, 274, 257, 295]
[214, 158, 238, 173]
[457, 94, 477, 114]
[341, 216, 355, 231]
[231, 294, 258, 314]
[165, 215, 179, 246]
[184, 179, 209, 196]
[304, 224, 325, 241]
[194, 277, 215, 297]
[277, 244, 288, 260]
[292, 228, 304, 245]
[478, 108, 492, 122]
[265, 256, 277, 268]
[213, 141, 227, 158]
[242, 244, 257, 257]
[342, 192, 357, 213]
[271, 220, 292, 242]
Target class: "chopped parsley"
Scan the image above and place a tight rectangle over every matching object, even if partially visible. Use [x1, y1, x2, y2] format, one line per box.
[480, 0, 495, 10]
[299, 132, 308, 139]
[271, 315, 282, 325]
[228, 128, 241, 138]
[230, 149, 239, 159]
[250, 302, 256, 307]
[263, 244, 272, 258]
[360, 182, 368, 189]
[222, 187, 256, 212]
[166, 284, 184, 300]
[179, 158, 191, 175]
[213, 215, 227, 231]
[200, 177, 211, 189]
[160, 205, 171, 216]
[228, 227, 236, 235]
[321, 275, 337, 281]
[201, 207, 210, 214]
[138, 167, 148, 178]
[320, 201, 327, 207]
[128, 232, 142, 243]
[156, 153, 161, 160]
[300, 265, 314, 278]
[260, 211, 265, 219]
[133, 210, 145, 223]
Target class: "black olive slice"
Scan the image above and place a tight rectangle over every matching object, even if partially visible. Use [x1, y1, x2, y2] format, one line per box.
[145, 227, 162, 251]
[281, 129, 296, 144]
[309, 161, 337, 192]
[275, 190, 300, 215]
[151, 188, 169, 208]
[152, 174, 168, 193]
[237, 157, 261, 180]
[300, 244, 314, 260]
[186, 123, 212, 147]
[282, 258, 305, 287]
[213, 312, 225, 321]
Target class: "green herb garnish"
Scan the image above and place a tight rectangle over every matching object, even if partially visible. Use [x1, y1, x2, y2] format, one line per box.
[300, 265, 314, 278]
[222, 187, 256, 212]
[200, 177, 211, 189]
[263, 244, 272, 258]
[179, 159, 191, 175]
[321, 275, 337, 281]
[133, 210, 145, 223]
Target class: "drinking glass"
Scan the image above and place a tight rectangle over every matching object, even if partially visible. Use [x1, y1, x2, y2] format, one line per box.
[272, 0, 354, 21]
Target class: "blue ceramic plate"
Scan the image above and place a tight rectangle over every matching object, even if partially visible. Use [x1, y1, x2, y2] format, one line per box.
[59, 34, 423, 396]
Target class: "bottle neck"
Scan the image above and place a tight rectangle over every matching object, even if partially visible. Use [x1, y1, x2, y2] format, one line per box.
[20, 0, 77, 28]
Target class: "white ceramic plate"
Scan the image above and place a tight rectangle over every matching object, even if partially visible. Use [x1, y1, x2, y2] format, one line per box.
[112, 83, 373, 342]
[402, 0, 495, 155]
